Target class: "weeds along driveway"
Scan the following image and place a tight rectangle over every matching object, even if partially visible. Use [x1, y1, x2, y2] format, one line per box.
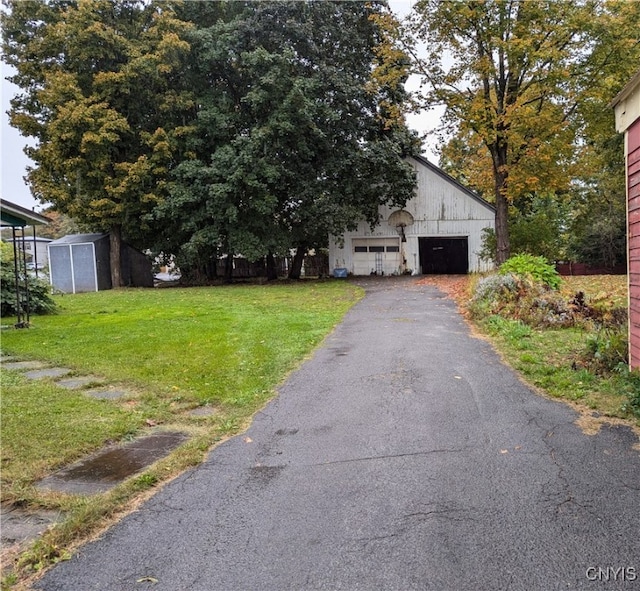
[36, 278, 640, 591]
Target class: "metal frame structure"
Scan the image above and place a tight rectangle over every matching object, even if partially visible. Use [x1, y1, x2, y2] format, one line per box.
[0, 199, 50, 328]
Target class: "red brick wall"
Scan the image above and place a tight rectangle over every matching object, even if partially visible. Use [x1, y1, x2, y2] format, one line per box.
[629, 120, 640, 370]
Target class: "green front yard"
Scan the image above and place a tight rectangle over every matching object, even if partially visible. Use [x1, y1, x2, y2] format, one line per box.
[2, 282, 363, 490]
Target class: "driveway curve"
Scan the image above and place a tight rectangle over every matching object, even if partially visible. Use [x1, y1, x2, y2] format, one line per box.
[36, 278, 640, 591]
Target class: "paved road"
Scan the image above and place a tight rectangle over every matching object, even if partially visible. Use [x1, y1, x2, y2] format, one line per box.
[36, 279, 640, 591]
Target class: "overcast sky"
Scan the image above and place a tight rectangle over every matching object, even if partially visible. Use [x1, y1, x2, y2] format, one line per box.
[1, 0, 441, 211]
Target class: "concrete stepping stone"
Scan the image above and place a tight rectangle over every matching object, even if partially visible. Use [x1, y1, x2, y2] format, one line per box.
[0, 502, 62, 547]
[84, 388, 129, 400]
[56, 376, 103, 390]
[24, 367, 72, 380]
[2, 360, 47, 371]
[36, 431, 189, 495]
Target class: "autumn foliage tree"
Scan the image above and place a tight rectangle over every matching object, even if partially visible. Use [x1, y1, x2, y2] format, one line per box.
[2, 0, 193, 286]
[405, 0, 640, 264]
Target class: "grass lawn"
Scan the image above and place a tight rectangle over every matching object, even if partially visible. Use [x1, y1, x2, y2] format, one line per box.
[482, 316, 638, 417]
[1, 280, 362, 585]
[3, 283, 361, 402]
[560, 275, 628, 307]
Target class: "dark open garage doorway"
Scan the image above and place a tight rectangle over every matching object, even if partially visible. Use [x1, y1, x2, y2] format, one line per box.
[419, 237, 468, 274]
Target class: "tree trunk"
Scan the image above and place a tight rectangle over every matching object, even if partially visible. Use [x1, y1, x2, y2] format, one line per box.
[491, 143, 511, 265]
[266, 252, 278, 281]
[110, 226, 124, 288]
[288, 246, 306, 280]
[495, 191, 510, 265]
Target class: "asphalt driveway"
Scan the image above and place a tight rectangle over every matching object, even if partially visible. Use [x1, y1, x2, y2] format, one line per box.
[36, 278, 640, 591]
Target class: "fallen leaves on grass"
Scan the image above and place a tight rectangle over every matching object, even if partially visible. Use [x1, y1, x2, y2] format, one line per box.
[561, 275, 628, 308]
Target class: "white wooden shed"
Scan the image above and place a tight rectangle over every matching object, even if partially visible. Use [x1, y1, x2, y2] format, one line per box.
[329, 155, 496, 276]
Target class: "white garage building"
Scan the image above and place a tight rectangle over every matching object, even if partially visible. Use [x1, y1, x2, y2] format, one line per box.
[329, 155, 496, 276]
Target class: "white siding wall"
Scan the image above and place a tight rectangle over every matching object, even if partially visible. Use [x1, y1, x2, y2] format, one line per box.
[7, 238, 52, 266]
[329, 157, 495, 275]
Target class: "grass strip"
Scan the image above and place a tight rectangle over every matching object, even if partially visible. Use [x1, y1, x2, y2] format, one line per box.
[480, 315, 638, 419]
[431, 273, 639, 425]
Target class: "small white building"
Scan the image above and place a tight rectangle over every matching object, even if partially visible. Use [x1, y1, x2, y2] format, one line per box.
[329, 155, 496, 276]
[5, 236, 52, 268]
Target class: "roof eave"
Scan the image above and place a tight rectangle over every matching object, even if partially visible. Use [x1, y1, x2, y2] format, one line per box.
[609, 68, 640, 109]
[0, 198, 50, 227]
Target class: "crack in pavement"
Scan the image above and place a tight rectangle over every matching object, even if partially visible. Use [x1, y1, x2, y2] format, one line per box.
[315, 447, 472, 466]
[403, 508, 480, 523]
[542, 430, 604, 522]
[348, 504, 479, 554]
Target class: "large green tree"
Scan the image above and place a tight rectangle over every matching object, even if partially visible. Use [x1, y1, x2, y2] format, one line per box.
[566, 133, 628, 268]
[566, 0, 639, 268]
[405, 0, 640, 264]
[2, 0, 192, 286]
[154, 0, 418, 282]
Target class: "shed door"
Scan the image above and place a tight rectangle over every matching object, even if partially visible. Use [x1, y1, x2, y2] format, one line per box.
[48, 245, 74, 293]
[352, 238, 401, 275]
[419, 237, 468, 274]
[71, 243, 98, 292]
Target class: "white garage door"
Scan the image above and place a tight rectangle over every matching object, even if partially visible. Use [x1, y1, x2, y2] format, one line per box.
[352, 238, 401, 275]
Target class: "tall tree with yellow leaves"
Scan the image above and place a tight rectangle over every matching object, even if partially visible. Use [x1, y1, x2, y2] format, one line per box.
[405, 0, 640, 264]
